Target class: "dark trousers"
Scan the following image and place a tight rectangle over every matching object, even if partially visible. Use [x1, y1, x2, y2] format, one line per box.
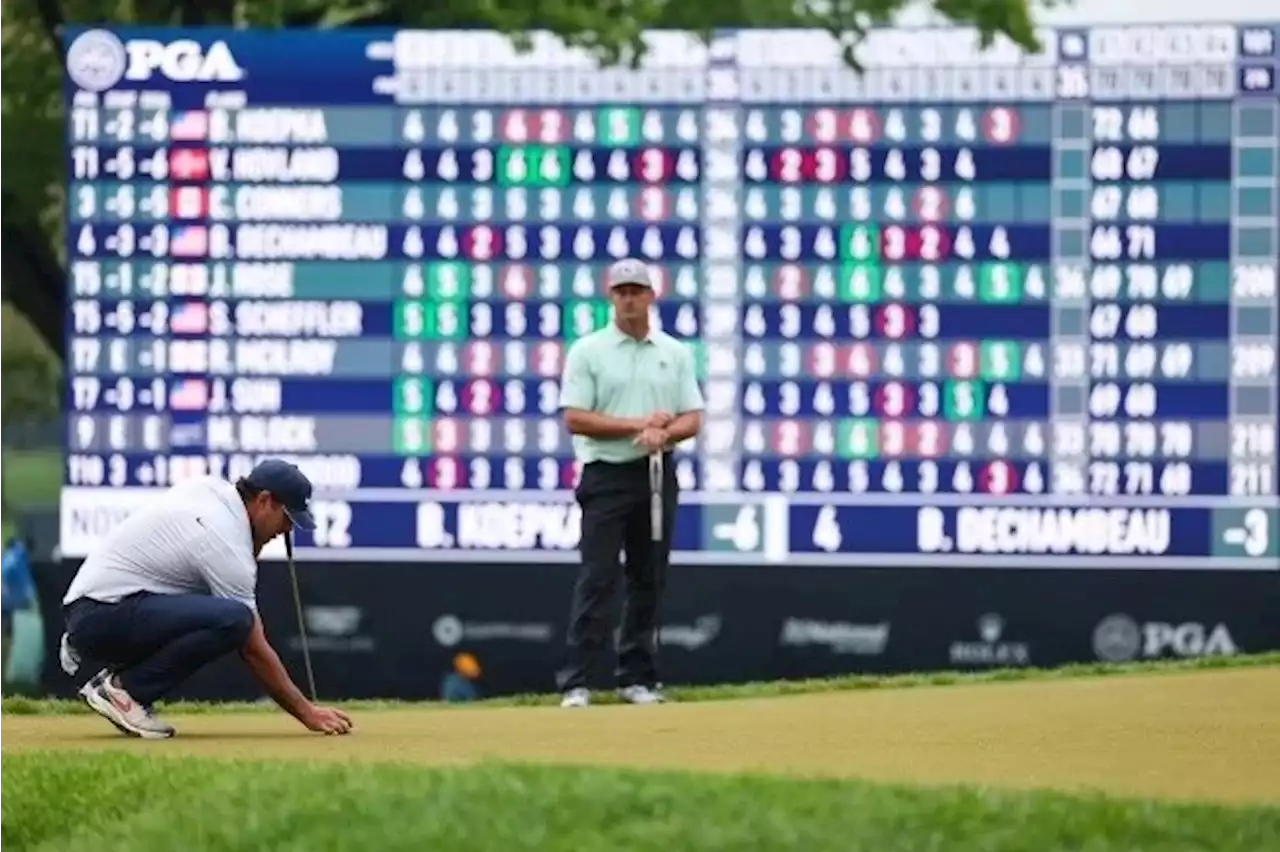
[64, 592, 253, 706]
[557, 453, 678, 692]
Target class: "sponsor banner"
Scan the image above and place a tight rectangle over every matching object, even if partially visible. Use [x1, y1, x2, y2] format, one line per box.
[32, 561, 1280, 701]
[1092, 615, 1239, 663]
[947, 613, 1032, 668]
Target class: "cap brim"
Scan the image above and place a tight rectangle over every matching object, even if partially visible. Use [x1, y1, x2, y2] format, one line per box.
[284, 506, 315, 531]
[609, 280, 652, 288]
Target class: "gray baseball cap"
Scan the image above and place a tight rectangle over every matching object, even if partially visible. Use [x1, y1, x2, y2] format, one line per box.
[605, 258, 654, 289]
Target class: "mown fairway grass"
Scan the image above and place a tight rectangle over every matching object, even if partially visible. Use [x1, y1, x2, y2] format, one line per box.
[3, 656, 1279, 851]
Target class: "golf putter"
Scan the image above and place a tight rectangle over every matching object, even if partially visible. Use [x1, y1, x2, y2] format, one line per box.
[648, 452, 663, 542]
[285, 531, 318, 702]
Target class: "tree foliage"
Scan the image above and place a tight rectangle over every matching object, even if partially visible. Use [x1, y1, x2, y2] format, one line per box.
[1, 0, 1048, 361]
[0, 304, 60, 427]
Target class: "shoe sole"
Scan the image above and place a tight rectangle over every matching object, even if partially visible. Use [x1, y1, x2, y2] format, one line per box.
[80, 687, 174, 739]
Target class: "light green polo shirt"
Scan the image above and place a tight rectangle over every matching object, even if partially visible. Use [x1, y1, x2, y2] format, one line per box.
[558, 324, 705, 463]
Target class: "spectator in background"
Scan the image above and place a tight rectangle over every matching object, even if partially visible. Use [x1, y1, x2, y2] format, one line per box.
[2, 536, 36, 678]
[440, 652, 482, 702]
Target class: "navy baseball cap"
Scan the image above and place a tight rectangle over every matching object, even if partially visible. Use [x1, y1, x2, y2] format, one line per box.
[244, 459, 315, 530]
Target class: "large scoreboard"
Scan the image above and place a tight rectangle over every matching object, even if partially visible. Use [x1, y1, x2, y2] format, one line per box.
[59, 18, 1279, 567]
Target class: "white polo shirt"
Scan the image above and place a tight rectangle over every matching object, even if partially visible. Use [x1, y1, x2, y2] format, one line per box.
[63, 477, 259, 611]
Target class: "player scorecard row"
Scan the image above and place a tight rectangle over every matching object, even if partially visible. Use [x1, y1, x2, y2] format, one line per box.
[58, 19, 1279, 568]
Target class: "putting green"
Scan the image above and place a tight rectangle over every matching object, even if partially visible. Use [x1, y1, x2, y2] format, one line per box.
[4, 667, 1277, 805]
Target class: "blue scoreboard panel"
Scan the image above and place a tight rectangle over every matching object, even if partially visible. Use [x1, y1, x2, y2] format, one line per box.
[60, 20, 1279, 567]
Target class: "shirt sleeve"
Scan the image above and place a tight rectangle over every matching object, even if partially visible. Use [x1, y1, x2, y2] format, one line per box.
[558, 341, 596, 411]
[191, 524, 259, 611]
[678, 345, 706, 413]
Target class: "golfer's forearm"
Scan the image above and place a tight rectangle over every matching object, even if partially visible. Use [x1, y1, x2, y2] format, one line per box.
[242, 644, 312, 720]
[666, 412, 702, 443]
[240, 616, 312, 720]
[564, 410, 642, 439]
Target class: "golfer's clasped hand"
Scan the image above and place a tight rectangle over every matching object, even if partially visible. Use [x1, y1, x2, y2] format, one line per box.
[303, 705, 355, 735]
[634, 410, 673, 452]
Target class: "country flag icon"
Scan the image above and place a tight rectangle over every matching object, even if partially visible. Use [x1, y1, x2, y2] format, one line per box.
[169, 148, 209, 181]
[170, 186, 207, 219]
[168, 378, 210, 411]
[169, 301, 210, 334]
[169, 225, 209, 258]
[168, 110, 209, 142]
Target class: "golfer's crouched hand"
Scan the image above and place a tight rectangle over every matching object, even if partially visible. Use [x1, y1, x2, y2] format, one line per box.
[302, 705, 354, 735]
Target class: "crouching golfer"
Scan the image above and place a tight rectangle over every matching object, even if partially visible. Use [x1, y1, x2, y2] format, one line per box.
[59, 459, 353, 739]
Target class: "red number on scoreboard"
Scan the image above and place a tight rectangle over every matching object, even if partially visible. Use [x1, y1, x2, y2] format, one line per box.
[881, 225, 908, 261]
[807, 342, 837, 378]
[772, 264, 810, 298]
[983, 108, 1020, 145]
[636, 186, 669, 221]
[564, 459, 584, 489]
[915, 421, 948, 457]
[465, 225, 501, 261]
[635, 148, 669, 183]
[533, 340, 563, 377]
[807, 109, 840, 143]
[843, 343, 877, 378]
[537, 110, 567, 143]
[916, 224, 950, 261]
[948, 343, 979, 378]
[465, 379, 496, 415]
[771, 147, 806, 183]
[432, 418, 462, 453]
[646, 265, 670, 297]
[430, 456, 461, 490]
[500, 110, 529, 142]
[466, 341, 496, 376]
[880, 420, 907, 457]
[811, 147, 844, 182]
[876, 304, 916, 339]
[499, 264, 534, 298]
[875, 381, 916, 417]
[912, 187, 949, 223]
[980, 460, 1019, 494]
[772, 420, 811, 456]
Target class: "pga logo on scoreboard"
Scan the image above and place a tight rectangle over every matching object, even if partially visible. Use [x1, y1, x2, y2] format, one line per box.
[66, 28, 244, 91]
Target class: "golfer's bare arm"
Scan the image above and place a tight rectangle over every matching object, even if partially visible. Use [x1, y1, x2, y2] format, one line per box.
[559, 344, 644, 438]
[564, 409, 644, 438]
[195, 523, 314, 722]
[239, 614, 314, 722]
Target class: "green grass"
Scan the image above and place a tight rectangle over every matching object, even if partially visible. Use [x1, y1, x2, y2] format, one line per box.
[0, 447, 61, 541]
[3, 750, 1276, 852]
[0, 449, 61, 507]
[6, 650, 1278, 717]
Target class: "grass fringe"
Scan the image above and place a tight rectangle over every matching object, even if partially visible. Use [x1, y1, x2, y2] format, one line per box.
[5, 650, 1276, 716]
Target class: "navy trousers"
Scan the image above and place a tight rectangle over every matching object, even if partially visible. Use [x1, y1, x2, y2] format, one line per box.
[64, 592, 253, 706]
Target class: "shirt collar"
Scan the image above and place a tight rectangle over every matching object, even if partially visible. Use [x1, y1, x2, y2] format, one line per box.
[608, 322, 654, 345]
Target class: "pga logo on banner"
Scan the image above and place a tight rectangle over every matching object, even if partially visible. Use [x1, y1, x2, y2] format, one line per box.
[67, 29, 245, 92]
[1093, 613, 1239, 662]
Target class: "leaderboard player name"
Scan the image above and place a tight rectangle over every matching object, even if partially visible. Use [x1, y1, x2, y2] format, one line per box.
[165, 339, 341, 376]
[917, 506, 1174, 555]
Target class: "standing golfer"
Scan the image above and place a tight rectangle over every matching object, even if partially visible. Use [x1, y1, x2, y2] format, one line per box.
[555, 258, 704, 707]
[59, 459, 353, 738]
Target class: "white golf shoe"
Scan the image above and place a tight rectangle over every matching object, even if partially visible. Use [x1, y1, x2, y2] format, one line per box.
[617, 685, 666, 705]
[560, 687, 591, 708]
[79, 670, 175, 739]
